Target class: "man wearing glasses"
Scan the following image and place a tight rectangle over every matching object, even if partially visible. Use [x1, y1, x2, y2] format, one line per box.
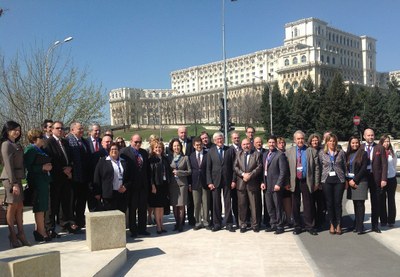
[43, 121, 77, 237]
[120, 134, 150, 237]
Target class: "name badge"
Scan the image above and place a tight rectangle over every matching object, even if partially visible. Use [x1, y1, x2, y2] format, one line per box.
[329, 171, 336, 177]
[296, 166, 303, 172]
[346, 173, 355, 178]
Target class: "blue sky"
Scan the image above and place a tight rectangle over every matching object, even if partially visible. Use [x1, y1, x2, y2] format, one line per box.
[1, 0, 399, 115]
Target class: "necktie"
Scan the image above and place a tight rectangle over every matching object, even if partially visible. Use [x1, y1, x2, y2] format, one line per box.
[296, 148, 302, 179]
[367, 144, 372, 157]
[244, 152, 249, 171]
[136, 154, 143, 168]
[218, 147, 223, 161]
[197, 152, 201, 167]
[95, 140, 99, 152]
[182, 141, 186, 155]
[58, 139, 69, 164]
[265, 151, 272, 176]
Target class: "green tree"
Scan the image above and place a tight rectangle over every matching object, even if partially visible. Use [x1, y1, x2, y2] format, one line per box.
[316, 73, 352, 140]
[361, 86, 389, 136]
[387, 76, 400, 137]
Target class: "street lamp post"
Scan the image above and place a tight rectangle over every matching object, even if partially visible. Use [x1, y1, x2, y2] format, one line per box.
[222, 0, 228, 144]
[43, 36, 73, 122]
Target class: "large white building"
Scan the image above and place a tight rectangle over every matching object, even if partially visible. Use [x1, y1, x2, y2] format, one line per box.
[170, 17, 377, 95]
[110, 17, 388, 127]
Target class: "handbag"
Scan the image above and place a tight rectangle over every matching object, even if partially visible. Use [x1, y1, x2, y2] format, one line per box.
[0, 199, 7, 225]
[23, 184, 34, 207]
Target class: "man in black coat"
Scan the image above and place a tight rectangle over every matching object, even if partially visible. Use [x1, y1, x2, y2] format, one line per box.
[120, 134, 151, 237]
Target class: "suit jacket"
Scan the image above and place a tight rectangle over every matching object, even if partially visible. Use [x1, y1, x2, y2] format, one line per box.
[93, 157, 130, 199]
[189, 150, 208, 190]
[361, 142, 388, 185]
[86, 136, 103, 154]
[234, 150, 263, 191]
[0, 140, 25, 183]
[43, 136, 71, 182]
[206, 144, 232, 188]
[286, 146, 320, 193]
[149, 155, 172, 186]
[66, 134, 91, 183]
[120, 146, 151, 190]
[89, 148, 108, 183]
[263, 149, 289, 192]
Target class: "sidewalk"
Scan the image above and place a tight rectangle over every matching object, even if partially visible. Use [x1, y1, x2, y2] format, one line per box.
[1, 190, 399, 276]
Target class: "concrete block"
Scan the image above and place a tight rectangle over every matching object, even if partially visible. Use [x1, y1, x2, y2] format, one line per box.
[0, 249, 60, 277]
[86, 210, 126, 251]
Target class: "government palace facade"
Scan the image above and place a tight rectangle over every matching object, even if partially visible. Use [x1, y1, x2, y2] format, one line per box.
[109, 17, 396, 128]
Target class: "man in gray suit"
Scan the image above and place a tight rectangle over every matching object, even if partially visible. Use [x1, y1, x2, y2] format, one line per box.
[287, 130, 320, 235]
[206, 132, 235, 232]
[233, 138, 263, 232]
[261, 136, 289, 234]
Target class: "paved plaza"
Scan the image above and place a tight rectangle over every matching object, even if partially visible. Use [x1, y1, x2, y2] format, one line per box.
[1, 189, 400, 276]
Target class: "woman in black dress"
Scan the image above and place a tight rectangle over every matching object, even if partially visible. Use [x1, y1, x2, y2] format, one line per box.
[148, 140, 171, 234]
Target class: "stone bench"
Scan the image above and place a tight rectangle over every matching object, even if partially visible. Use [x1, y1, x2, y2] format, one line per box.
[86, 210, 126, 251]
[0, 248, 60, 277]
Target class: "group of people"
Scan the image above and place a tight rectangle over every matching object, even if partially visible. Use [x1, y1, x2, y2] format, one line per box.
[1, 120, 397, 248]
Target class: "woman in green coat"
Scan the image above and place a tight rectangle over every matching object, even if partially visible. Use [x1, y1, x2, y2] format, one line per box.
[24, 129, 52, 242]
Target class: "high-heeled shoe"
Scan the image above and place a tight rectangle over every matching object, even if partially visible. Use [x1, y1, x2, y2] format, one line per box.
[9, 234, 21, 248]
[16, 233, 32, 246]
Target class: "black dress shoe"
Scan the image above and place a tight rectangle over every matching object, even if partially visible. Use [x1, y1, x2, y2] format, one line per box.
[253, 228, 260, 233]
[274, 229, 284, 235]
[138, 231, 151, 236]
[293, 228, 302, 235]
[357, 231, 366, 235]
[265, 226, 277, 232]
[48, 230, 61, 239]
[240, 227, 246, 233]
[156, 230, 163, 235]
[211, 226, 221, 232]
[161, 229, 167, 233]
[226, 226, 236, 232]
[130, 232, 138, 238]
[193, 225, 203, 231]
[372, 227, 381, 233]
[307, 229, 318, 236]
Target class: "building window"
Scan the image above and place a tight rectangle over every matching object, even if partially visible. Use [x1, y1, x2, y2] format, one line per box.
[293, 57, 298, 64]
[320, 55, 324, 62]
[332, 57, 335, 64]
[301, 55, 306, 63]
[284, 59, 289, 66]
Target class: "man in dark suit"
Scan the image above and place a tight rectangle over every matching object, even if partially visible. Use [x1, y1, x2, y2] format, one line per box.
[43, 121, 77, 237]
[362, 128, 388, 233]
[206, 131, 235, 232]
[233, 138, 263, 233]
[120, 134, 151, 237]
[261, 136, 289, 234]
[86, 123, 103, 154]
[66, 122, 91, 229]
[254, 136, 269, 228]
[189, 137, 210, 230]
[287, 130, 319, 235]
[85, 123, 104, 211]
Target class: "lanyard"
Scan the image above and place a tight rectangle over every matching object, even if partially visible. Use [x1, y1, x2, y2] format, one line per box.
[32, 144, 48, 156]
[328, 151, 336, 170]
[349, 153, 356, 173]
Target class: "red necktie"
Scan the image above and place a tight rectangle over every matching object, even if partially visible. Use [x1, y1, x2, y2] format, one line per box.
[95, 140, 99, 152]
[296, 148, 302, 179]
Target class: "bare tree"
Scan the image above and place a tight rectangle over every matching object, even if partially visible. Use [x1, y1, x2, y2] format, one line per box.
[187, 101, 203, 136]
[0, 46, 106, 133]
[238, 93, 262, 126]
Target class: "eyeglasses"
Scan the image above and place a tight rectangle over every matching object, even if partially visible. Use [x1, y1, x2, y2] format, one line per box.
[54, 127, 64, 130]
[134, 141, 142, 144]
